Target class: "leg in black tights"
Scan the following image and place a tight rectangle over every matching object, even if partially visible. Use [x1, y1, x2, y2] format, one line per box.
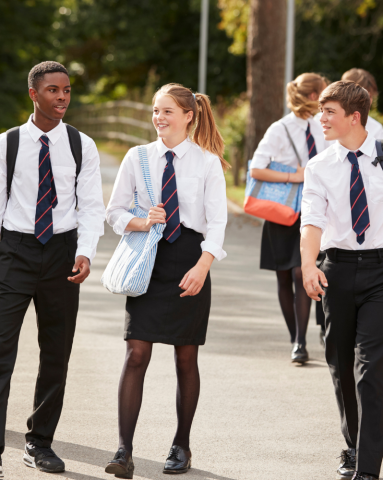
[172, 345, 200, 451]
[118, 339, 153, 455]
[276, 267, 312, 346]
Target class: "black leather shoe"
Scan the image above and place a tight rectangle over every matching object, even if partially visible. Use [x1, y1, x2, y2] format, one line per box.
[163, 445, 191, 474]
[352, 473, 377, 480]
[105, 448, 134, 479]
[23, 442, 65, 473]
[291, 343, 309, 364]
[336, 448, 356, 478]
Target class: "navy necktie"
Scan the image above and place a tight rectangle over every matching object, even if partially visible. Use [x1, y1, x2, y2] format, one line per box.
[35, 135, 58, 244]
[306, 123, 317, 159]
[347, 150, 370, 245]
[162, 151, 181, 243]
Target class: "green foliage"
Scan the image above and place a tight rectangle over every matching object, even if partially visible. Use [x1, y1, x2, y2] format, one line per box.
[218, 95, 248, 152]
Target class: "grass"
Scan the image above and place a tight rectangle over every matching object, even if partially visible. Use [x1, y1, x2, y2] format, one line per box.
[96, 141, 246, 207]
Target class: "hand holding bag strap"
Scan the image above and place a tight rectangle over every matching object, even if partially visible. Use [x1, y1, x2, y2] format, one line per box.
[282, 123, 303, 167]
[137, 145, 156, 207]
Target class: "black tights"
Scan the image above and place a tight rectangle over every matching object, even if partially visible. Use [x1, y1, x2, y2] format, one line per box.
[276, 267, 312, 346]
[118, 339, 200, 455]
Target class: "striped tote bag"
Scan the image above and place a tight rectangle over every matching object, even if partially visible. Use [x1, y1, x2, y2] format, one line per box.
[101, 146, 165, 296]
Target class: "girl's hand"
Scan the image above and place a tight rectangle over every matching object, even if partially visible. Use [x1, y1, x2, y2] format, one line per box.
[144, 203, 166, 230]
[179, 252, 214, 297]
[291, 166, 305, 183]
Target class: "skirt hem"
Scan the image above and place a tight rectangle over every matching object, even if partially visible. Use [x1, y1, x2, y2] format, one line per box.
[124, 332, 206, 346]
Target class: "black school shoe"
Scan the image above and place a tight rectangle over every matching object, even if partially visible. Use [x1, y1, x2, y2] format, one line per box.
[105, 448, 134, 479]
[291, 343, 309, 364]
[336, 448, 356, 479]
[23, 442, 65, 473]
[163, 445, 191, 474]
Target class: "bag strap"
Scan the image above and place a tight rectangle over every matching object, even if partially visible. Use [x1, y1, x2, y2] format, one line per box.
[65, 124, 82, 207]
[6, 126, 20, 202]
[282, 123, 302, 167]
[372, 139, 383, 170]
[137, 145, 156, 207]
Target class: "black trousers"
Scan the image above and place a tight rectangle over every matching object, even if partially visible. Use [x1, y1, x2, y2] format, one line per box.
[0, 228, 79, 455]
[321, 248, 383, 476]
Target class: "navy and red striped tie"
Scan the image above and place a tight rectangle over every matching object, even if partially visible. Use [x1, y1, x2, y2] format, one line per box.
[348, 150, 370, 245]
[306, 123, 317, 160]
[162, 151, 181, 243]
[35, 135, 58, 244]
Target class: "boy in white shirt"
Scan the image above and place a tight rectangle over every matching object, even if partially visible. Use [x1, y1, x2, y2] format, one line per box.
[301, 81, 383, 480]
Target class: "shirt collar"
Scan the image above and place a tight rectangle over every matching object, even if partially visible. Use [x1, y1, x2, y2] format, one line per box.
[335, 131, 376, 163]
[289, 112, 312, 131]
[156, 136, 193, 159]
[26, 114, 64, 145]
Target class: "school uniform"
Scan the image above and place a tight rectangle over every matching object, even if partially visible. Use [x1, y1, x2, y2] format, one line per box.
[106, 137, 227, 346]
[0, 115, 105, 454]
[250, 112, 326, 271]
[301, 132, 383, 476]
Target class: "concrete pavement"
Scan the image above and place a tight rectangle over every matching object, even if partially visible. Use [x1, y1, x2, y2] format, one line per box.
[2, 151, 374, 479]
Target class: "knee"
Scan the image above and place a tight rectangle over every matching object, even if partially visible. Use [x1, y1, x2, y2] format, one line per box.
[126, 348, 150, 370]
[175, 352, 198, 375]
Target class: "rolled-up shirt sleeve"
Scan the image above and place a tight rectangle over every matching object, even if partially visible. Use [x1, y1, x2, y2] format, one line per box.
[301, 164, 328, 232]
[106, 149, 137, 235]
[201, 157, 227, 261]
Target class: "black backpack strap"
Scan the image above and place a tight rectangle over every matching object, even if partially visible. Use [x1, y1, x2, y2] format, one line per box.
[6, 127, 20, 202]
[372, 139, 383, 170]
[65, 124, 82, 207]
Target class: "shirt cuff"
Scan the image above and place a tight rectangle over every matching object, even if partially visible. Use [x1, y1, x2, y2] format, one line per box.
[201, 240, 227, 261]
[300, 220, 327, 233]
[113, 212, 136, 235]
[75, 246, 95, 264]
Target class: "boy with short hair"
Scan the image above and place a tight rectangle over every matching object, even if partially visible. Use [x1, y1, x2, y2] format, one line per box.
[0, 61, 105, 476]
[301, 80, 383, 480]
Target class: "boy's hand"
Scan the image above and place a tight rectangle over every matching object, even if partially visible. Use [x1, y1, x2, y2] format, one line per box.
[68, 255, 90, 284]
[302, 263, 328, 301]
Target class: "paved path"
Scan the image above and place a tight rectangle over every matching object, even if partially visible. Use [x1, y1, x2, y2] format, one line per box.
[3, 151, 375, 479]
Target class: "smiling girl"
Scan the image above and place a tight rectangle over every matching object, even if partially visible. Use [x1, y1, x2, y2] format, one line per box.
[105, 83, 228, 478]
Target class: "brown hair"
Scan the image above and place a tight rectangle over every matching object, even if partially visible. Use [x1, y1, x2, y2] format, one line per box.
[153, 83, 230, 171]
[286, 73, 327, 119]
[341, 68, 378, 99]
[319, 80, 370, 127]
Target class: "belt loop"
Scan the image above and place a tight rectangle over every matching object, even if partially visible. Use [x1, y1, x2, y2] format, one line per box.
[378, 250, 382, 264]
[334, 248, 338, 263]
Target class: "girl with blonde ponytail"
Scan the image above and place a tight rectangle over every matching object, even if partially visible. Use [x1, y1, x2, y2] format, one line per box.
[105, 83, 227, 478]
[250, 72, 328, 365]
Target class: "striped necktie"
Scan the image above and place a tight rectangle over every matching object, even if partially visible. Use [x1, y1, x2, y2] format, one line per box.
[162, 151, 181, 243]
[347, 150, 370, 245]
[306, 123, 317, 159]
[35, 135, 58, 244]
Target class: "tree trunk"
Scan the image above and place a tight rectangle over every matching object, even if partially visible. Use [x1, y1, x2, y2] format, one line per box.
[245, 0, 287, 161]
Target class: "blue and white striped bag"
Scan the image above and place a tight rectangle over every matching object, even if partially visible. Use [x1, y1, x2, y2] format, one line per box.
[101, 145, 166, 296]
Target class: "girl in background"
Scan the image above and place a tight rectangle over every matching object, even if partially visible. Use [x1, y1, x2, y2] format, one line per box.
[104, 84, 228, 478]
[250, 73, 327, 364]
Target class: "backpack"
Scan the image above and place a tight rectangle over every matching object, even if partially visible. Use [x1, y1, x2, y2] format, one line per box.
[5, 124, 82, 206]
[373, 139, 383, 169]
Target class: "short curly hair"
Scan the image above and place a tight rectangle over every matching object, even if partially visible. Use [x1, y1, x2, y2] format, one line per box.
[28, 61, 69, 89]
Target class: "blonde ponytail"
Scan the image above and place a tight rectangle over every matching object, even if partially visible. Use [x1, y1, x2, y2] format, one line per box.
[287, 73, 328, 119]
[153, 84, 230, 172]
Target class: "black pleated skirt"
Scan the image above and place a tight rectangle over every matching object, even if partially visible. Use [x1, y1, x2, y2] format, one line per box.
[260, 217, 301, 271]
[124, 225, 211, 346]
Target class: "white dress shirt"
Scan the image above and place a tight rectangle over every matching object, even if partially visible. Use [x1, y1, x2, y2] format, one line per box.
[106, 137, 227, 261]
[301, 132, 383, 250]
[250, 112, 327, 170]
[0, 115, 105, 262]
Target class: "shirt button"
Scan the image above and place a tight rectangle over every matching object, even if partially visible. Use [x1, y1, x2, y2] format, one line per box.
[358, 256, 362, 262]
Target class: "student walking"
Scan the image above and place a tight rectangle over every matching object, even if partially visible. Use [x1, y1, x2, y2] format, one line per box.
[104, 84, 228, 478]
[0, 61, 105, 476]
[301, 80, 383, 480]
[342, 68, 383, 139]
[250, 73, 327, 364]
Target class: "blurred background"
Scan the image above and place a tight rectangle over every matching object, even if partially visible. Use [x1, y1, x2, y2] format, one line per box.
[1, 0, 383, 204]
